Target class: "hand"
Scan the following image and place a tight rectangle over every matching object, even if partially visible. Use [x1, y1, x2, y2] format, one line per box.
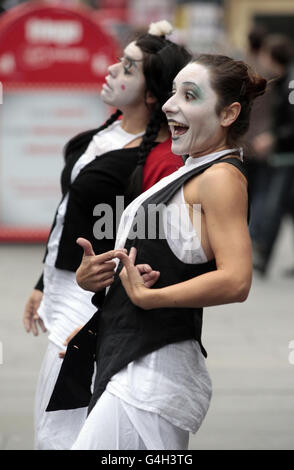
[136, 263, 160, 288]
[59, 326, 83, 358]
[76, 237, 127, 292]
[116, 247, 159, 310]
[23, 289, 46, 336]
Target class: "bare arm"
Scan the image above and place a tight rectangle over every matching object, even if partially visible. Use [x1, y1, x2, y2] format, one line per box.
[118, 166, 252, 310]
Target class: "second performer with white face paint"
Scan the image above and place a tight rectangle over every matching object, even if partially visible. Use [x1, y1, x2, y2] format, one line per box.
[101, 42, 147, 110]
[24, 22, 191, 450]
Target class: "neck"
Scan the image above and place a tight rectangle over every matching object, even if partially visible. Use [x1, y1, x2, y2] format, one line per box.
[190, 137, 231, 159]
[120, 104, 150, 135]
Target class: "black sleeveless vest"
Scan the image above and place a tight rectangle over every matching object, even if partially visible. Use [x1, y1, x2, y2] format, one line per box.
[46, 156, 248, 413]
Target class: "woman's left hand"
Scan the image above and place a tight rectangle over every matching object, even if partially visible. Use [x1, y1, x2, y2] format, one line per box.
[116, 247, 159, 309]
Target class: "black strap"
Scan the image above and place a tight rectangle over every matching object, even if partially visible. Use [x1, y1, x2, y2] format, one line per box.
[214, 156, 248, 179]
[214, 156, 250, 222]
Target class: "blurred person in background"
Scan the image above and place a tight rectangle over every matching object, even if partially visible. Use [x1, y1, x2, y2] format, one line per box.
[245, 24, 268, 70]
[243, 25, 273, 248]
[22, 20, 191, 450]
[252, 34, 294, 276]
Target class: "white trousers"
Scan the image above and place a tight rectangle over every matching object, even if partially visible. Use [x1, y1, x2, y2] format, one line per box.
[72, 390, 189, 451]
[34, 341, 88, 450]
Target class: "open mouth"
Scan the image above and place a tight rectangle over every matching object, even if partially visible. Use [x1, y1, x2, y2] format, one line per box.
[168, 120, 189, 138]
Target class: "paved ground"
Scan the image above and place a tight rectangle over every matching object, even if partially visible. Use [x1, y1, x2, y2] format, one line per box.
[0, 219, 294, 450]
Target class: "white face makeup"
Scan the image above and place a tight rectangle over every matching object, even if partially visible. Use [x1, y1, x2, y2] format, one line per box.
[162, 63, 223, 157]
[101, 42, 146, 110]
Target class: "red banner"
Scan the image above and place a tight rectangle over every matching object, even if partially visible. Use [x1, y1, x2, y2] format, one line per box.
[0, 2, 120, 242]
[0, 1, 119, 85]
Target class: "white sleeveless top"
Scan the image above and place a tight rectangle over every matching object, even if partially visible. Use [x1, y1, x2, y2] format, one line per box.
[107, 148, 241, 433]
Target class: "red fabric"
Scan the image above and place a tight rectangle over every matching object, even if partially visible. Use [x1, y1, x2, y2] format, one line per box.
[142, 137, 184, 191]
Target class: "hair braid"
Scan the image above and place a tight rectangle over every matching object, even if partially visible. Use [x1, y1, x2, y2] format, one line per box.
[99, 109, 122, 132]
[121, 26, 191, 203]
[138, 104, 162, 165]
[125, 105, 162, 202]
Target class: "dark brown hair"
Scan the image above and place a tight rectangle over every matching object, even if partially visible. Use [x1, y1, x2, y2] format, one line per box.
[193, 54, 267, 146]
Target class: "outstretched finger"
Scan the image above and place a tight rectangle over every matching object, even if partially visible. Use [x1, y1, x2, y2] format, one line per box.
[38, 317, 47, 333]
[128, 247, 137, 265]
[76, 237, 95, 257]
[95, 249, 127, 265]
[23, 312, 32, 333]
[116, 251, 143, 286]
[31, 319, 39, 336]
[116, 251, 135, 271]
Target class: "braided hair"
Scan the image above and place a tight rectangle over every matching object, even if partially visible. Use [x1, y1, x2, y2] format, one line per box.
[126, 104, 162, 201]
[98, 109, 122, 132]
[124, 31, 192, 201]
[88, 29, 191, 201]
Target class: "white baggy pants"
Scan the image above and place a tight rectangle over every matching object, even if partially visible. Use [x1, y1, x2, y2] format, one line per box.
[71, 390, 189, 450]
[34, 341, 88, 450]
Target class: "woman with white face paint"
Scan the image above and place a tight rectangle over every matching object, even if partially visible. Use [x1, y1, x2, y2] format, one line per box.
[22, 21, 191, 450]
[48, 55, 266, 450]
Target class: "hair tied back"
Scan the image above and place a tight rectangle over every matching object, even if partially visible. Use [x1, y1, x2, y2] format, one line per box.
[148, 20, 173, 37]
[240, 80, 246, 96]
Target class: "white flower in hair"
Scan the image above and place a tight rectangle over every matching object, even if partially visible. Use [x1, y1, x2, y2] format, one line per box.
[148, 20, 173, 37]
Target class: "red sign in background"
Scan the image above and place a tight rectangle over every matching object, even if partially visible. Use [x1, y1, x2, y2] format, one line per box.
[0, 1, 120, 242]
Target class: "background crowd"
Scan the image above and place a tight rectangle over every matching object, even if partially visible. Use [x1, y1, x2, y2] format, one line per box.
[243, 26, 294, 277]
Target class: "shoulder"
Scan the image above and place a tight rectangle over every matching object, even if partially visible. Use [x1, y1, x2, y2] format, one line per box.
[199, 161, 247, 189]
[197, 159, 248, 212]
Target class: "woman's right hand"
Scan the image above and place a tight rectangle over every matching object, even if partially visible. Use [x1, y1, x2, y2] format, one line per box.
[76, 238, 160, 293]
[76, 238, 126, 292]
[23, 289, 46, 336]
